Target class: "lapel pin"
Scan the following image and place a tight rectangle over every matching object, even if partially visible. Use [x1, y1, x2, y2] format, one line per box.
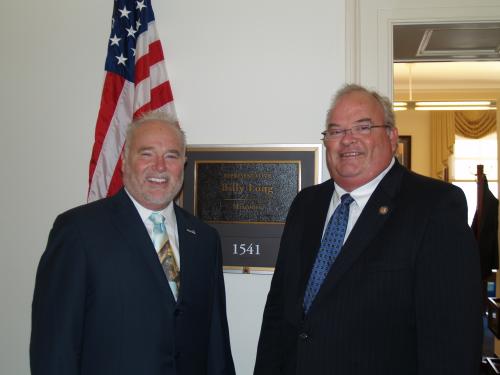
[379, 206, 389, 215]
[186, 228, 196, 235]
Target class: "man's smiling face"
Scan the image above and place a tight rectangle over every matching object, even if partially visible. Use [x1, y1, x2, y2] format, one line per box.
[122, 120, 186, 210]
[325, 91, 398, 191]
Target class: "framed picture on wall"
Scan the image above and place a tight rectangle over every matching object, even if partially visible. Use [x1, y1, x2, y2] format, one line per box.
[397, 136, 411, 170]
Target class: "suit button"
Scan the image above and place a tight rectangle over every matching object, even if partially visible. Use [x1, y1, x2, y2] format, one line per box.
[298, 332, 309, 340]
[174, 309, 183, 316]
[164, 355, 173, 365]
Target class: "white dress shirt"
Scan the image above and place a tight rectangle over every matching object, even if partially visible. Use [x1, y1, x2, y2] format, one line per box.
[125, 189, 181, 269]
[323, 158, 395, 243]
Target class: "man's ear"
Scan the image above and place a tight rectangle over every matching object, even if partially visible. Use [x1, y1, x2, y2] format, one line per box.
[121, 151, 126, 173]
[389, 127, 399, 154]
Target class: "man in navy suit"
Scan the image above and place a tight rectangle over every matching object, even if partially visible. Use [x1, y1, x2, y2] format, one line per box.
[254, 84, 483, 375]
[31, 111, 235, 375]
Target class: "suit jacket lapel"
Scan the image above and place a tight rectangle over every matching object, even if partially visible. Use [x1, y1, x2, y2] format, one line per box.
[298, 180, 336, 296]
[173, 205, 198, 303]
[310, 163, 405, 309]
[109, 189, 176, 305]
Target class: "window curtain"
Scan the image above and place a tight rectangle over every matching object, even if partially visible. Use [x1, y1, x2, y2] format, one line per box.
[431, 111, 455, 180]
[431, 110, 496, 180]
[455, 110, 496, 139]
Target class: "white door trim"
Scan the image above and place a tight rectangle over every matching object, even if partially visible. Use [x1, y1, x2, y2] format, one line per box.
[345, 0, 500, 99]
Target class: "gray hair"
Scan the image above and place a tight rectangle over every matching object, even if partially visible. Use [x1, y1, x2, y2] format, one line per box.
[124, 111, 186, 158]
[326, 83, 395, 128]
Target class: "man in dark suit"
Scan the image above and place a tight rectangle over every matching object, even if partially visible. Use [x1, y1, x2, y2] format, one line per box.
[30, 112, 235, 375]
[254, 84, 483, 375]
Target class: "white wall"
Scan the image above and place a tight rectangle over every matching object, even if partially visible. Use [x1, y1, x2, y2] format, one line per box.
[0, 1, 346, 374]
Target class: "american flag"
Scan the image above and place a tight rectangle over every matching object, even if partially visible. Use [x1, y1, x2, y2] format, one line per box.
[88, 0, 175, 202]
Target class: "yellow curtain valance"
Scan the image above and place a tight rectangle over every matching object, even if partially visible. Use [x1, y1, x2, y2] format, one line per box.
[455, 111, 496, 139]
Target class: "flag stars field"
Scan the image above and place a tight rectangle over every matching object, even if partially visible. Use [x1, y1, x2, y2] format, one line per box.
[126, 26, 137, 38]
[110, 34, 121, 46]
[119, 6, 131, 18]
[136, 0, 146, 11]
[116, 53, 127, 65]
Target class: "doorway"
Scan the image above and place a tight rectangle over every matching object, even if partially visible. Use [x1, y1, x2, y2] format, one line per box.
[393, 21, 500, 364]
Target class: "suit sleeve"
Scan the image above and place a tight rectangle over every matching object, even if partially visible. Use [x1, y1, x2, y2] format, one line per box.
[254, 195, 302, 375]
[30, 214, 87, 375]
[207, 231, 236, 375]
[415, 186, 483, 375]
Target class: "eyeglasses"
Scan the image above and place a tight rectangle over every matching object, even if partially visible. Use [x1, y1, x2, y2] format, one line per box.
[321, 123, 391, 140]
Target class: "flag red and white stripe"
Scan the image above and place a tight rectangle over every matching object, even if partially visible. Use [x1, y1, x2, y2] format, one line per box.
[88, 0, 175, 202]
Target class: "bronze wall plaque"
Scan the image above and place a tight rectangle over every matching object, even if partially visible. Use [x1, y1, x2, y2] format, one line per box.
[182, 145, 322, 273]
[195, 161, 299, 223]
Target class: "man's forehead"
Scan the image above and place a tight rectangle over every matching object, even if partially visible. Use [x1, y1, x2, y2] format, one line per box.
[336, 92, 378, 109]
[328, 117, 374, 127]
[330, 94, 382, 121]
[132, 122, 181, 139]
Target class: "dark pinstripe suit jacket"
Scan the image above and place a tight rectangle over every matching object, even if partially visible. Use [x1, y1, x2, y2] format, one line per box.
[254, 161, 482, 375]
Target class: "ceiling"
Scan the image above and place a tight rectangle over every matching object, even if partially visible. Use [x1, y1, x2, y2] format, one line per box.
[394, 23, 500, 62]
[393, 23, 500, 100]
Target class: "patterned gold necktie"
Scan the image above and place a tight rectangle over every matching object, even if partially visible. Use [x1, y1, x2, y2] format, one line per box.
[149, 212, 180, 300]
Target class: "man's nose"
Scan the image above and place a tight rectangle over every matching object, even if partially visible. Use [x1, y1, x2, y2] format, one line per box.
[340, 129, 357, 144]
[154, 156, 167, 171]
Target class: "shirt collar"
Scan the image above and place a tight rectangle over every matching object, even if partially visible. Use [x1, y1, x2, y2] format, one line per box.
[334, 157, 395, 206]
[124, 188, 175, 223]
